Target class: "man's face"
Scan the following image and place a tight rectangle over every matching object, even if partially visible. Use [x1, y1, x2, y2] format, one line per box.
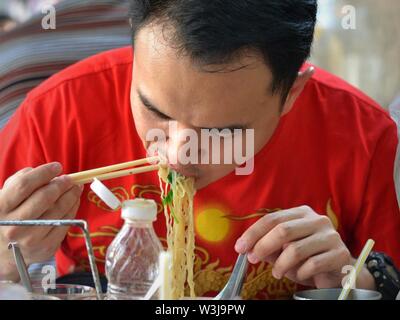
[131, 24, 283, 189]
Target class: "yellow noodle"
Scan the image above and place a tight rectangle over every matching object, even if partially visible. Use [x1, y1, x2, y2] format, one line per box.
[158, 166, 196, 299]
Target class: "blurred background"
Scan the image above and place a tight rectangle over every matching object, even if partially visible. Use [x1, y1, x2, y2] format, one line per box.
[312, 0, 400, 108]
[0, 0, 399, 110]
[0, 0, 131, 128]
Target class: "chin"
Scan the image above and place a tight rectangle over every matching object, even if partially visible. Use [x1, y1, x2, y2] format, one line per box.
[194, 166, 237, 190]
[193, 175, 220, 190]
[193, 177, 210, 190]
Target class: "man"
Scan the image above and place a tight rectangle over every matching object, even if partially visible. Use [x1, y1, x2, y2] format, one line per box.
[0, 0, 399, 299]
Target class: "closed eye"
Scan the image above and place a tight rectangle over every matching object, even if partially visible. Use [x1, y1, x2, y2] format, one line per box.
[143, 101, 171, 120]
[138, 90, 171, 120]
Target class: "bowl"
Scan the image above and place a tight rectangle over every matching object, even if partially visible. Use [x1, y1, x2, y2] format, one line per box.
[293, 288, 382, 300]
[32, 283, 96, 300]
[29, 294, 61, 300]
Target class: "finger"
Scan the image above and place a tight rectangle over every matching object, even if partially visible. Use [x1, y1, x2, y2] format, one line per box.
[2, 167, 33, 188]
[0, 162, 63, 212]
[248, 215, 328, 263]
[42, 185, 83, 220]
[2, 177, 76, 246]
[272, 231, 339, 279]
[12, 175, 74, 220]
[296, 248, 350, 282]
[235, 208, 306, 253]
[35, 185, 83, 240]
[39, 200, 81, 256]
[26, 199, 81, 262]
[0, 168, 33, 216]
[40, 186, 82, 239]
[282, 266, 315, 287]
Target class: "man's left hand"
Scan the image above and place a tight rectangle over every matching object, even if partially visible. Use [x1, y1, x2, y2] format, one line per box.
[235, 205, 375, 289]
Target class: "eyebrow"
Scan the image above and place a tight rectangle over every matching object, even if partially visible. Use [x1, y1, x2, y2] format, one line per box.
[137, 89, 247, 131]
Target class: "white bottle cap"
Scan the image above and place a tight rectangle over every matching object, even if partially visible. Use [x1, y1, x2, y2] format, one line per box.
[90, 178, 121, 210]
[121, 198, 158, 221]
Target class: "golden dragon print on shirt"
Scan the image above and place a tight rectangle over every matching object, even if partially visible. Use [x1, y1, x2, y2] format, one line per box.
[68, 184, 340, 300]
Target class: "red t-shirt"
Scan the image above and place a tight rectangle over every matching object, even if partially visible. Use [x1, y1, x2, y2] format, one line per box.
[1, 47, 399, 300]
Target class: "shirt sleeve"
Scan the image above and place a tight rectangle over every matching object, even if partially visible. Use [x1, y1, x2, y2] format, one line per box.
[0, 99, 47, 187]
[349, 120, 400, 268]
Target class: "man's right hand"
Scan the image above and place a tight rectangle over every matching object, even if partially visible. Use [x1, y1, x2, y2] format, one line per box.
[0, 163, 83, 281]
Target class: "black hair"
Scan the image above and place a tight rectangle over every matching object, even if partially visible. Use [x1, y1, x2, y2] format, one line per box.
[129, 0, 317, 103]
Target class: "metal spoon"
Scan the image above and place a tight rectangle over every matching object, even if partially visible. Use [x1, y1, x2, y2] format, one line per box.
[214, 253, 248, 300]
[8, 242, 33, 293]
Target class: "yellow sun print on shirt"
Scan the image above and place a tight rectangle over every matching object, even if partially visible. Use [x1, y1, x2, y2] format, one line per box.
[195, 208, 232, 243]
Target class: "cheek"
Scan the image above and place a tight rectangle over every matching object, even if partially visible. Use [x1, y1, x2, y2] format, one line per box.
[253, 116, 281, 154]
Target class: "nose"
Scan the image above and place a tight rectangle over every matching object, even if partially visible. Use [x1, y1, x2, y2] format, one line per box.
[166, 121, 201, 168]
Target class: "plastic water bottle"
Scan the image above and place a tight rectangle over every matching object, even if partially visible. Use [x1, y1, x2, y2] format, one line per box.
[105, 198, 162, 300]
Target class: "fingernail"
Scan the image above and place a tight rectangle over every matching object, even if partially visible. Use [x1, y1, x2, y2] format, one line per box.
[248, 252, 260, 264]
[235, 239, 248, 253]
[50, 162, 62, 173]
[272, 269, 281, 280]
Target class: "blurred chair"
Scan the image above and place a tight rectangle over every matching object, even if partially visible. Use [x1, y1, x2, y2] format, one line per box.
[389, 95, 400, 207]
[0, 0, 131, 129]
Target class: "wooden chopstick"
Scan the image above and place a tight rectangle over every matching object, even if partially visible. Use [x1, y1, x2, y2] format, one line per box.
[68, 156, 159, 184]
[73, 165, 159, 185]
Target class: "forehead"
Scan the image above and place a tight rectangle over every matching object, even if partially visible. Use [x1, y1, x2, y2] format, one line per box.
[132, 24, 276, 128]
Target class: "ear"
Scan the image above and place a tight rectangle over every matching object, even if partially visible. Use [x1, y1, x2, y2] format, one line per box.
[281, 66, 315, 116]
